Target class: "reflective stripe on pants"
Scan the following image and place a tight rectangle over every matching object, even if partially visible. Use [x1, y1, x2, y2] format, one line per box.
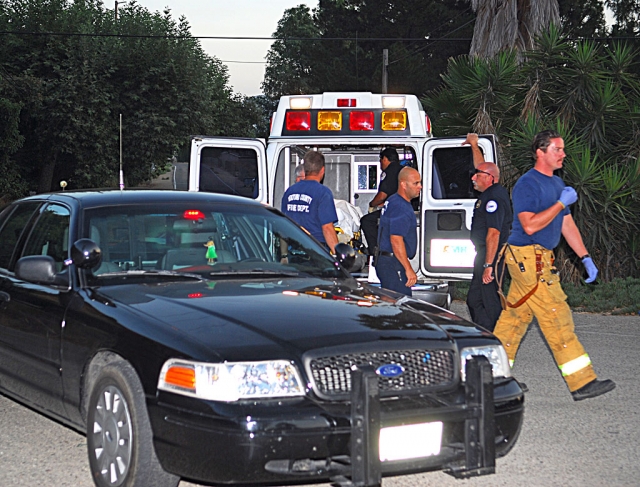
[493, 245, 597, 392]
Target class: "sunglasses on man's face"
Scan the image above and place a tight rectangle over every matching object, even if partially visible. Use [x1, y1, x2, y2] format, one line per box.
[474, 169, 493, 177]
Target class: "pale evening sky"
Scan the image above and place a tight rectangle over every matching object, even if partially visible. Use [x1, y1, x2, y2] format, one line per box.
[135, 0, 318, 97]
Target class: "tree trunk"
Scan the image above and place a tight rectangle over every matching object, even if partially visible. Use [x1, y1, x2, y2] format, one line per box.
[37, 156, 56, 194]
[470, 0, 560, 58]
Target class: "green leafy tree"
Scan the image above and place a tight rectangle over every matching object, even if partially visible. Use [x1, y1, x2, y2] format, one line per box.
[0, 0, 239, 196]
[263, 0, 475, 100]
[558, 0, 606, 37]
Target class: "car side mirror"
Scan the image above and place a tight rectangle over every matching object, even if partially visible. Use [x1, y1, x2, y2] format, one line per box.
[71, 238, 102, 269]
[15, 255, 69, 287]
[334, 243, 356, 271]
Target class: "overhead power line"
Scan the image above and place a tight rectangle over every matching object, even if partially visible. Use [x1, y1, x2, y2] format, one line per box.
[0, 30, 473, 42]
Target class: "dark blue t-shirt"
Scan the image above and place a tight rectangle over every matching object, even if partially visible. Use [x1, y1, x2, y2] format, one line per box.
[281, 180, 338, 244]
[379, 193, 417, 258]
[508, 168, 569, 250]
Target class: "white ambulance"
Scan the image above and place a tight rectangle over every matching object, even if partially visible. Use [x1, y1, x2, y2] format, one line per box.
[186, 92, 497, 307]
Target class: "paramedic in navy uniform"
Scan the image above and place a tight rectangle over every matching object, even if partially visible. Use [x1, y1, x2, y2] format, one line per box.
[360, 147, 402, 256]
[281, 151, 339, 253]
[463, 133, 513, 331]
[375, 167, 422, 296]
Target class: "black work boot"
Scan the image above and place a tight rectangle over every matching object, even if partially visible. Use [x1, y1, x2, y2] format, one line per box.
[571, 379, 616, 401]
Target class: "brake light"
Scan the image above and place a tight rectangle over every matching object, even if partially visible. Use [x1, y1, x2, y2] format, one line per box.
[381, 111, 407, 130]
[318, 111, 342, 131]
[286, 111, 311, 131]
[350, 111, 374, 131]
[183, 210, 206, 220]
[337, 98, 357, 107]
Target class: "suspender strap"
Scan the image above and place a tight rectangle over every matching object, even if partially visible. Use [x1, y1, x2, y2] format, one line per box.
[496, 244, 542, 309]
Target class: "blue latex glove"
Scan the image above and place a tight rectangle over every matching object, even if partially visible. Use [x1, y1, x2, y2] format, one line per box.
[558, 186, 578, 207]
[582, 256, 598, 283]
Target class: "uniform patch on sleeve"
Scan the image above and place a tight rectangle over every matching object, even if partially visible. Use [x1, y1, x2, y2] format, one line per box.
[486, 200, 498, 213]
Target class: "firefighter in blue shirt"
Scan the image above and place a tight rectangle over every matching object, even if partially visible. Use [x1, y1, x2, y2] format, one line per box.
[281, 151, 338, 253]
[375, 167, 421, 296]
[493, 130, 615, 401]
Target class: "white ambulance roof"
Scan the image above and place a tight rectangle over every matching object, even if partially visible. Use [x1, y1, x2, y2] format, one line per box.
[269, 92, 429, 138]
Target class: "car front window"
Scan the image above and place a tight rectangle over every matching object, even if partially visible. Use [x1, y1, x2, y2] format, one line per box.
[84, 202, 344, 281]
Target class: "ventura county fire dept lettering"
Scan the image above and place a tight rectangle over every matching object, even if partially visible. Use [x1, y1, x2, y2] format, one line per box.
[287, 193, 312, 213]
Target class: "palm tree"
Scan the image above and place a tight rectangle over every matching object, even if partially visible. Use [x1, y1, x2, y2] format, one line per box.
[470, 0, 560, 58]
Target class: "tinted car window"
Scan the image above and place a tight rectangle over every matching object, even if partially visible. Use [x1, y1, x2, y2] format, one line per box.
[22, 204, 71, 270]
[84, 202, 344, 279]
[199, 147, 259, 198]
[0, 202, 41, 271]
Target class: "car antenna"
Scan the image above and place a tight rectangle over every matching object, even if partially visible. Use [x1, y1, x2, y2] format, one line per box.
[119, 113, 125, 190]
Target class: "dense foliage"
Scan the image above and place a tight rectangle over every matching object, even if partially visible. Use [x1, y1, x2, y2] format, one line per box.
[0, 0, 259, 199]
[424, 26, 640, 282]
[262, 0, 476, 99]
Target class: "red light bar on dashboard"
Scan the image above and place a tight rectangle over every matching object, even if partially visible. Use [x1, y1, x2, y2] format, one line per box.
[183, 210, 206, 220]
[286, 111, 311, 131]
[337, 98, 357, 107]
[350, 111, 374, 131]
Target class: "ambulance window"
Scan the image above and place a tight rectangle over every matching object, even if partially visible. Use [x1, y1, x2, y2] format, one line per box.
[358, 164, 378, 190]
[431, 147, 475, 199]
[199, 147, 259, 199]
[324, 154, 351, 201]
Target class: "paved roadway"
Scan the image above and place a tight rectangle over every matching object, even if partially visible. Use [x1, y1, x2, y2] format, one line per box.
[1, 304, 638, 487]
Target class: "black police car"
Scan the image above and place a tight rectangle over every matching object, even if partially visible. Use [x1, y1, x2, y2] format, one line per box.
[0, 190, 524, 487]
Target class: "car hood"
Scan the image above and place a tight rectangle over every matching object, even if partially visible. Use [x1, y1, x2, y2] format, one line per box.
[92, 276, 487, 361]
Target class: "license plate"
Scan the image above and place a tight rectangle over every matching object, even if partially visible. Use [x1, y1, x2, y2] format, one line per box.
[379, 421, 443, 462]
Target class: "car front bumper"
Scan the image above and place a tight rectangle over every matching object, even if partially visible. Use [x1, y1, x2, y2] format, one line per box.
[147, 359, 524, 486]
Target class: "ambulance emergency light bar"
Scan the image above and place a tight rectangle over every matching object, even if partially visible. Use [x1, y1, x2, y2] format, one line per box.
[271, 93, 432, 138]
[284, 96, 409, 134]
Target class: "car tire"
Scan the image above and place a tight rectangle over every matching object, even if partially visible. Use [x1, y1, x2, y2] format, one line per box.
[86, 357, 179, 487]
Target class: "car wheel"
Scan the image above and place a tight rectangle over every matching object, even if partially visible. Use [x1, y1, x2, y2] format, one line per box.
[86, 358, 179, 487]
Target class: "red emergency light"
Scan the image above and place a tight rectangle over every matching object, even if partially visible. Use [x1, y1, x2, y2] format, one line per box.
[183, 210, 206, 220]
[337, 98, 357, 107]
[285, 111, 311, 131]
[350, 111, 374, 131]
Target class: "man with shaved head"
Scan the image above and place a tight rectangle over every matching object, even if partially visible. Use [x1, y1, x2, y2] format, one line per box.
[464, 134, 513, 331]
[375, 167, 422, 296]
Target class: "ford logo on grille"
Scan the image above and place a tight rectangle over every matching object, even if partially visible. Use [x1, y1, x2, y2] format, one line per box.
[376, 364, 404, 378]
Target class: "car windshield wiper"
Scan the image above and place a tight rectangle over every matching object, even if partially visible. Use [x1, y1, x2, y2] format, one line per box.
[208, 268, 299, 277]
[96, 270, 204, 280]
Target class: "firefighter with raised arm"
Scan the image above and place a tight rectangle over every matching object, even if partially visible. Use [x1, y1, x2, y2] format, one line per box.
[463, 134, 512, 332]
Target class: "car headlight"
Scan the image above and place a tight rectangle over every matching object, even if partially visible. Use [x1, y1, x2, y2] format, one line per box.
[460, 345, 511, 382]
[158, 358, 305, 401]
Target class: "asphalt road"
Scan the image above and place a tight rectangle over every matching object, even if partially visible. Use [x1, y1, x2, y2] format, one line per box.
[1, 304, 638, 487]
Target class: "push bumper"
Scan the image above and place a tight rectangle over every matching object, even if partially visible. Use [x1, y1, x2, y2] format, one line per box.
[148, 357, 523, 486]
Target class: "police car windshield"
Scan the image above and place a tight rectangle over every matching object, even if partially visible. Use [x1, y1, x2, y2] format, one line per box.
[84, 203, 345, 280]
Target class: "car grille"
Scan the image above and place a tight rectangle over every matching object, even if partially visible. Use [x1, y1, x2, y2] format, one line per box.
[309, 349, 455, 399]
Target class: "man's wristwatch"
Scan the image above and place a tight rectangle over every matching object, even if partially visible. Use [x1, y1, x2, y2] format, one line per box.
[483, 263, 492, 268]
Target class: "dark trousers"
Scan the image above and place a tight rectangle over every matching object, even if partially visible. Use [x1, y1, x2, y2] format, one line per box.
[360, 210, 381, 255]
[376, 255, 412, 296]
[466, 251, 502, 332]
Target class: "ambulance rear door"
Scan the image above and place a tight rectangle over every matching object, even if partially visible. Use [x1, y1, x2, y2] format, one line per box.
[420, 136, 497, 280]
[188, 137, 268, 204]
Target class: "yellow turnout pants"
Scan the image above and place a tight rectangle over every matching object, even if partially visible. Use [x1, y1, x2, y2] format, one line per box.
[493, 245, 597, 392]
